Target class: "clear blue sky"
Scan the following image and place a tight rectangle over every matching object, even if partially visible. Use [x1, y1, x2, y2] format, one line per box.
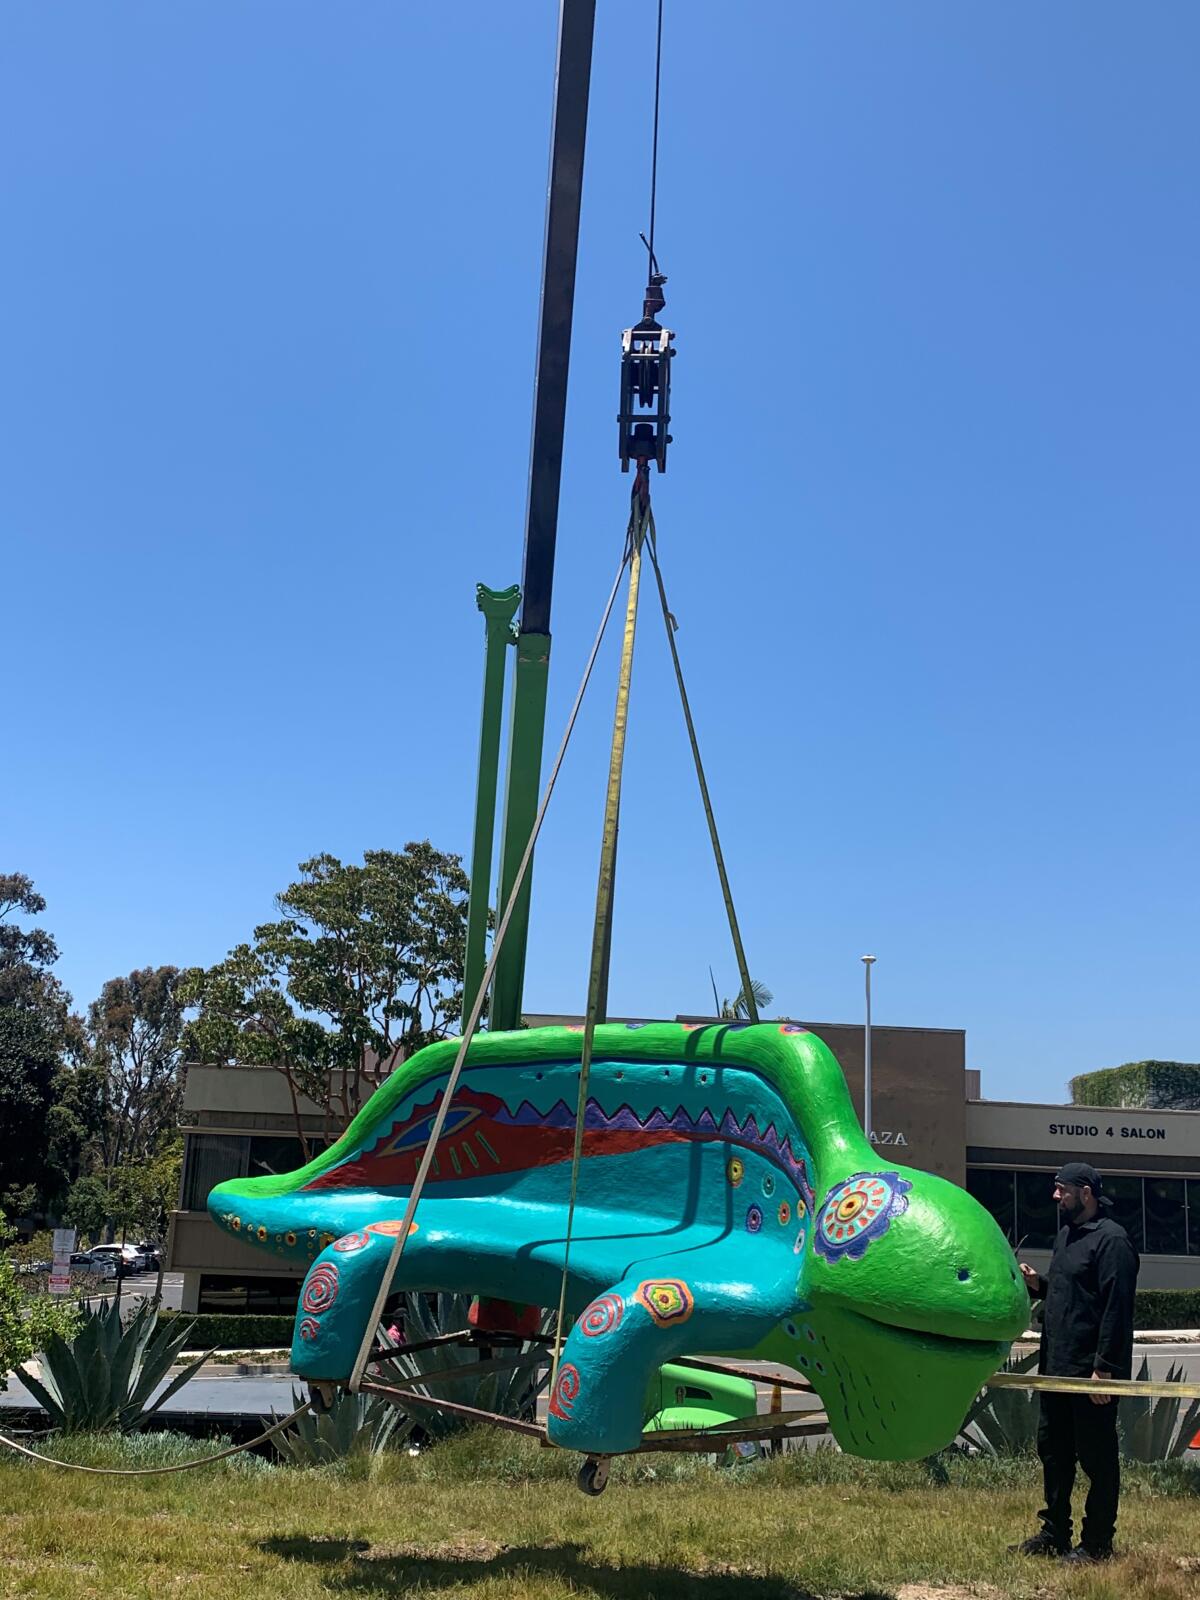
[4, 3, 1196, 1103]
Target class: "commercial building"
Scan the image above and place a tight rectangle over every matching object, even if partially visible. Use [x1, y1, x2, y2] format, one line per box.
[168, 1019, 1200, 1312]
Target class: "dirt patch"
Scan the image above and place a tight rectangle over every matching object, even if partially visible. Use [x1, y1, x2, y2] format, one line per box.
[361, 1537, 506, 1563]
[895, 1587, 1003, 1600]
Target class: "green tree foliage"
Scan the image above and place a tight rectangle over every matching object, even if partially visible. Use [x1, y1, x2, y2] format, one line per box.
[0, 1211, 80, 1391]
[88, 967, 186, 1171]
[709, 969, 774, 1021]
[0, 875, 81, 1212]
[182, 845, 471, 1145]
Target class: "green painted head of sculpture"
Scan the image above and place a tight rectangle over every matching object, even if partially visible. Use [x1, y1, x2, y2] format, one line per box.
[760, 1155, 1028, 1458]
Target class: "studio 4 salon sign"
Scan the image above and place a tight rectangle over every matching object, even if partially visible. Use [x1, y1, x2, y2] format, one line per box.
[1048, 1120, 1168, 1142]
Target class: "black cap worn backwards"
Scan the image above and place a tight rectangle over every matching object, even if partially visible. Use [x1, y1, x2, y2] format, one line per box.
[1055, 1160, 1114, 1208]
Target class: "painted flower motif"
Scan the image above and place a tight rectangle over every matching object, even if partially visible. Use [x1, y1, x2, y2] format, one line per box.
[366, 1219, 418, 1238]
[634, 1278, 694, 1327]
[726, 1156, 745, 1188]
[761, 1173, 776, 1198]
[814, 1171, 912, 1262]
[793, 1227, 807, 1255]
[745, 1204, 763, 1234]
[777, 1201, 791, 1227]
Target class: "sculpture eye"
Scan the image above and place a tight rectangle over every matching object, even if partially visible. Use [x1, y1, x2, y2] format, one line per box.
[814, 1172, 912, 1263]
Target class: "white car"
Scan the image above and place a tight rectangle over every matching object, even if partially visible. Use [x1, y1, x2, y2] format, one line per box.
[71, 1244, 146, 1277]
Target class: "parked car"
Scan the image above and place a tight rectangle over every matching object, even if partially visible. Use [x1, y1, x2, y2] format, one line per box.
[136, 1241, 163, 1273]
[70, 1244, 146, 1277]
[68, 1251, 118, 1280]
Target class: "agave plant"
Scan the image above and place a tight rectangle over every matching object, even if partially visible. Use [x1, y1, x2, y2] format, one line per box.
[379, 1292, 552, 1441]
[1118, 1356, 1200, 1462]
[19, 1296, 213, 1433]
[273, 1385, 408, 1465]
[957, 1348, 1040, 1454]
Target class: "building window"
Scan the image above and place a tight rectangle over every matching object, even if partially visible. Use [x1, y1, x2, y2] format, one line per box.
[198, 1274, 301, 1316]
[1144, 1177, 1187, 1257]
[1188, 1180, 1200, 1257]
[1015, 1171, 1059, 1251]
[968, 1166, 1198, 1258]
[181, 1134, 249, 1211]
[248, 1136, 315, 1181]
[966, 1168, 1016, 1244]
[1104, 1174, 1144, 1253]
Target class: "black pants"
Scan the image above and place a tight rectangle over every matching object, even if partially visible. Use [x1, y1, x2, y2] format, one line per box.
[1036, 1392, 1120, 1552]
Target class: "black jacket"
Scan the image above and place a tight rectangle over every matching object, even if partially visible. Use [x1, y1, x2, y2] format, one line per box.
[1032, 1214, 1140, 1379]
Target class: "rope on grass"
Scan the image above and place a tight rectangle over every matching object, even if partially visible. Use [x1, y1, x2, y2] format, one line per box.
[0, 1400, 312, 1476]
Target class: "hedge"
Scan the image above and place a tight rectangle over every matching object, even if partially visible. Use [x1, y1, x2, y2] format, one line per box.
[1070, 1060, 1200, 1110]
[159, 1311, 295, 1349]
[1133, 1290, 1200, 1330]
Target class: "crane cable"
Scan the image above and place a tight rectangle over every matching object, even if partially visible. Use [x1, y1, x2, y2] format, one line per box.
[645, 511, 758, 1024]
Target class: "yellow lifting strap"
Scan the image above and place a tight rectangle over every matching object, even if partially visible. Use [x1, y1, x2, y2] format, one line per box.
[549, 485, 762, 1395]
[989, 1371, 1200, 1400]
[551, 492, 649, 1394]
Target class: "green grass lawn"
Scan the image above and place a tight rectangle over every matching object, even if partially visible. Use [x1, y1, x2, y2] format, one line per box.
[1, 1432, 1197, 1600]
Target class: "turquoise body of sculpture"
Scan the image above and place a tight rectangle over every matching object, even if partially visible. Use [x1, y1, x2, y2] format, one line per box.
[209, 1022, 1028, 1459]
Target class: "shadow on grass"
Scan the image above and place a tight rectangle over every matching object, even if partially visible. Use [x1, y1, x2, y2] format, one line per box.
[260, 1535, 899, 1599]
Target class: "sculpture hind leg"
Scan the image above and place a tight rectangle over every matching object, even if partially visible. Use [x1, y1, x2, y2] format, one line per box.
[546, 1260, 789, 1458]
[291, 1224, 412, 1382]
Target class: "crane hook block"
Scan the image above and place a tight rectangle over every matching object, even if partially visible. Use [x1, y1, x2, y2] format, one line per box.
[618, 273, 675, 474]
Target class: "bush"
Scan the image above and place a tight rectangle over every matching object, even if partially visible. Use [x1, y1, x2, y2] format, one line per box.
[159, 1311, 294, 1349]
[1135, 1290, 1200, 1329]
[1070, 1061, 1200, 1109]
[18, 1297, 211, 1432]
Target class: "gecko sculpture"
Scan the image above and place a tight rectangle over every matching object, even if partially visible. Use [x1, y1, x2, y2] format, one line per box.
[208, 1021, 1027, 1461]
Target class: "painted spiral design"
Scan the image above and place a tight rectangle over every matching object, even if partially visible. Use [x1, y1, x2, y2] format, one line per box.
[581, 1294, 624, 1338]
[332, 1230, 371, 1254]
[298, 1316, 320, 1342]
[548, 1362, 581, 1420]
[301, 1261, 340, 1314]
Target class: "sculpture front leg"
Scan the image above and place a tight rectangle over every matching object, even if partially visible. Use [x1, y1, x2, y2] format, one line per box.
[547, 1269, 771, 1458]
[291, 1224, 407, 1383]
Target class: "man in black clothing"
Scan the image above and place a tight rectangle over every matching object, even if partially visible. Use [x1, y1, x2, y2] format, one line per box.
[1011, 1161, 1139, 1565]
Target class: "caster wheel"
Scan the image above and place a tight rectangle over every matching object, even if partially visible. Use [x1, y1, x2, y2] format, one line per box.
[309, 1382, 336, 1414]
[577, 1457, 610, 1496]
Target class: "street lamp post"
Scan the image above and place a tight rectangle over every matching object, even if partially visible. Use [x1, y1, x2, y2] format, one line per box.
[861, 955, 876, 1141]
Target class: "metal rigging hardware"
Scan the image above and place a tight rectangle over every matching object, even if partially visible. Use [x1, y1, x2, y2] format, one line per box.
[618, 256, 675, 473]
